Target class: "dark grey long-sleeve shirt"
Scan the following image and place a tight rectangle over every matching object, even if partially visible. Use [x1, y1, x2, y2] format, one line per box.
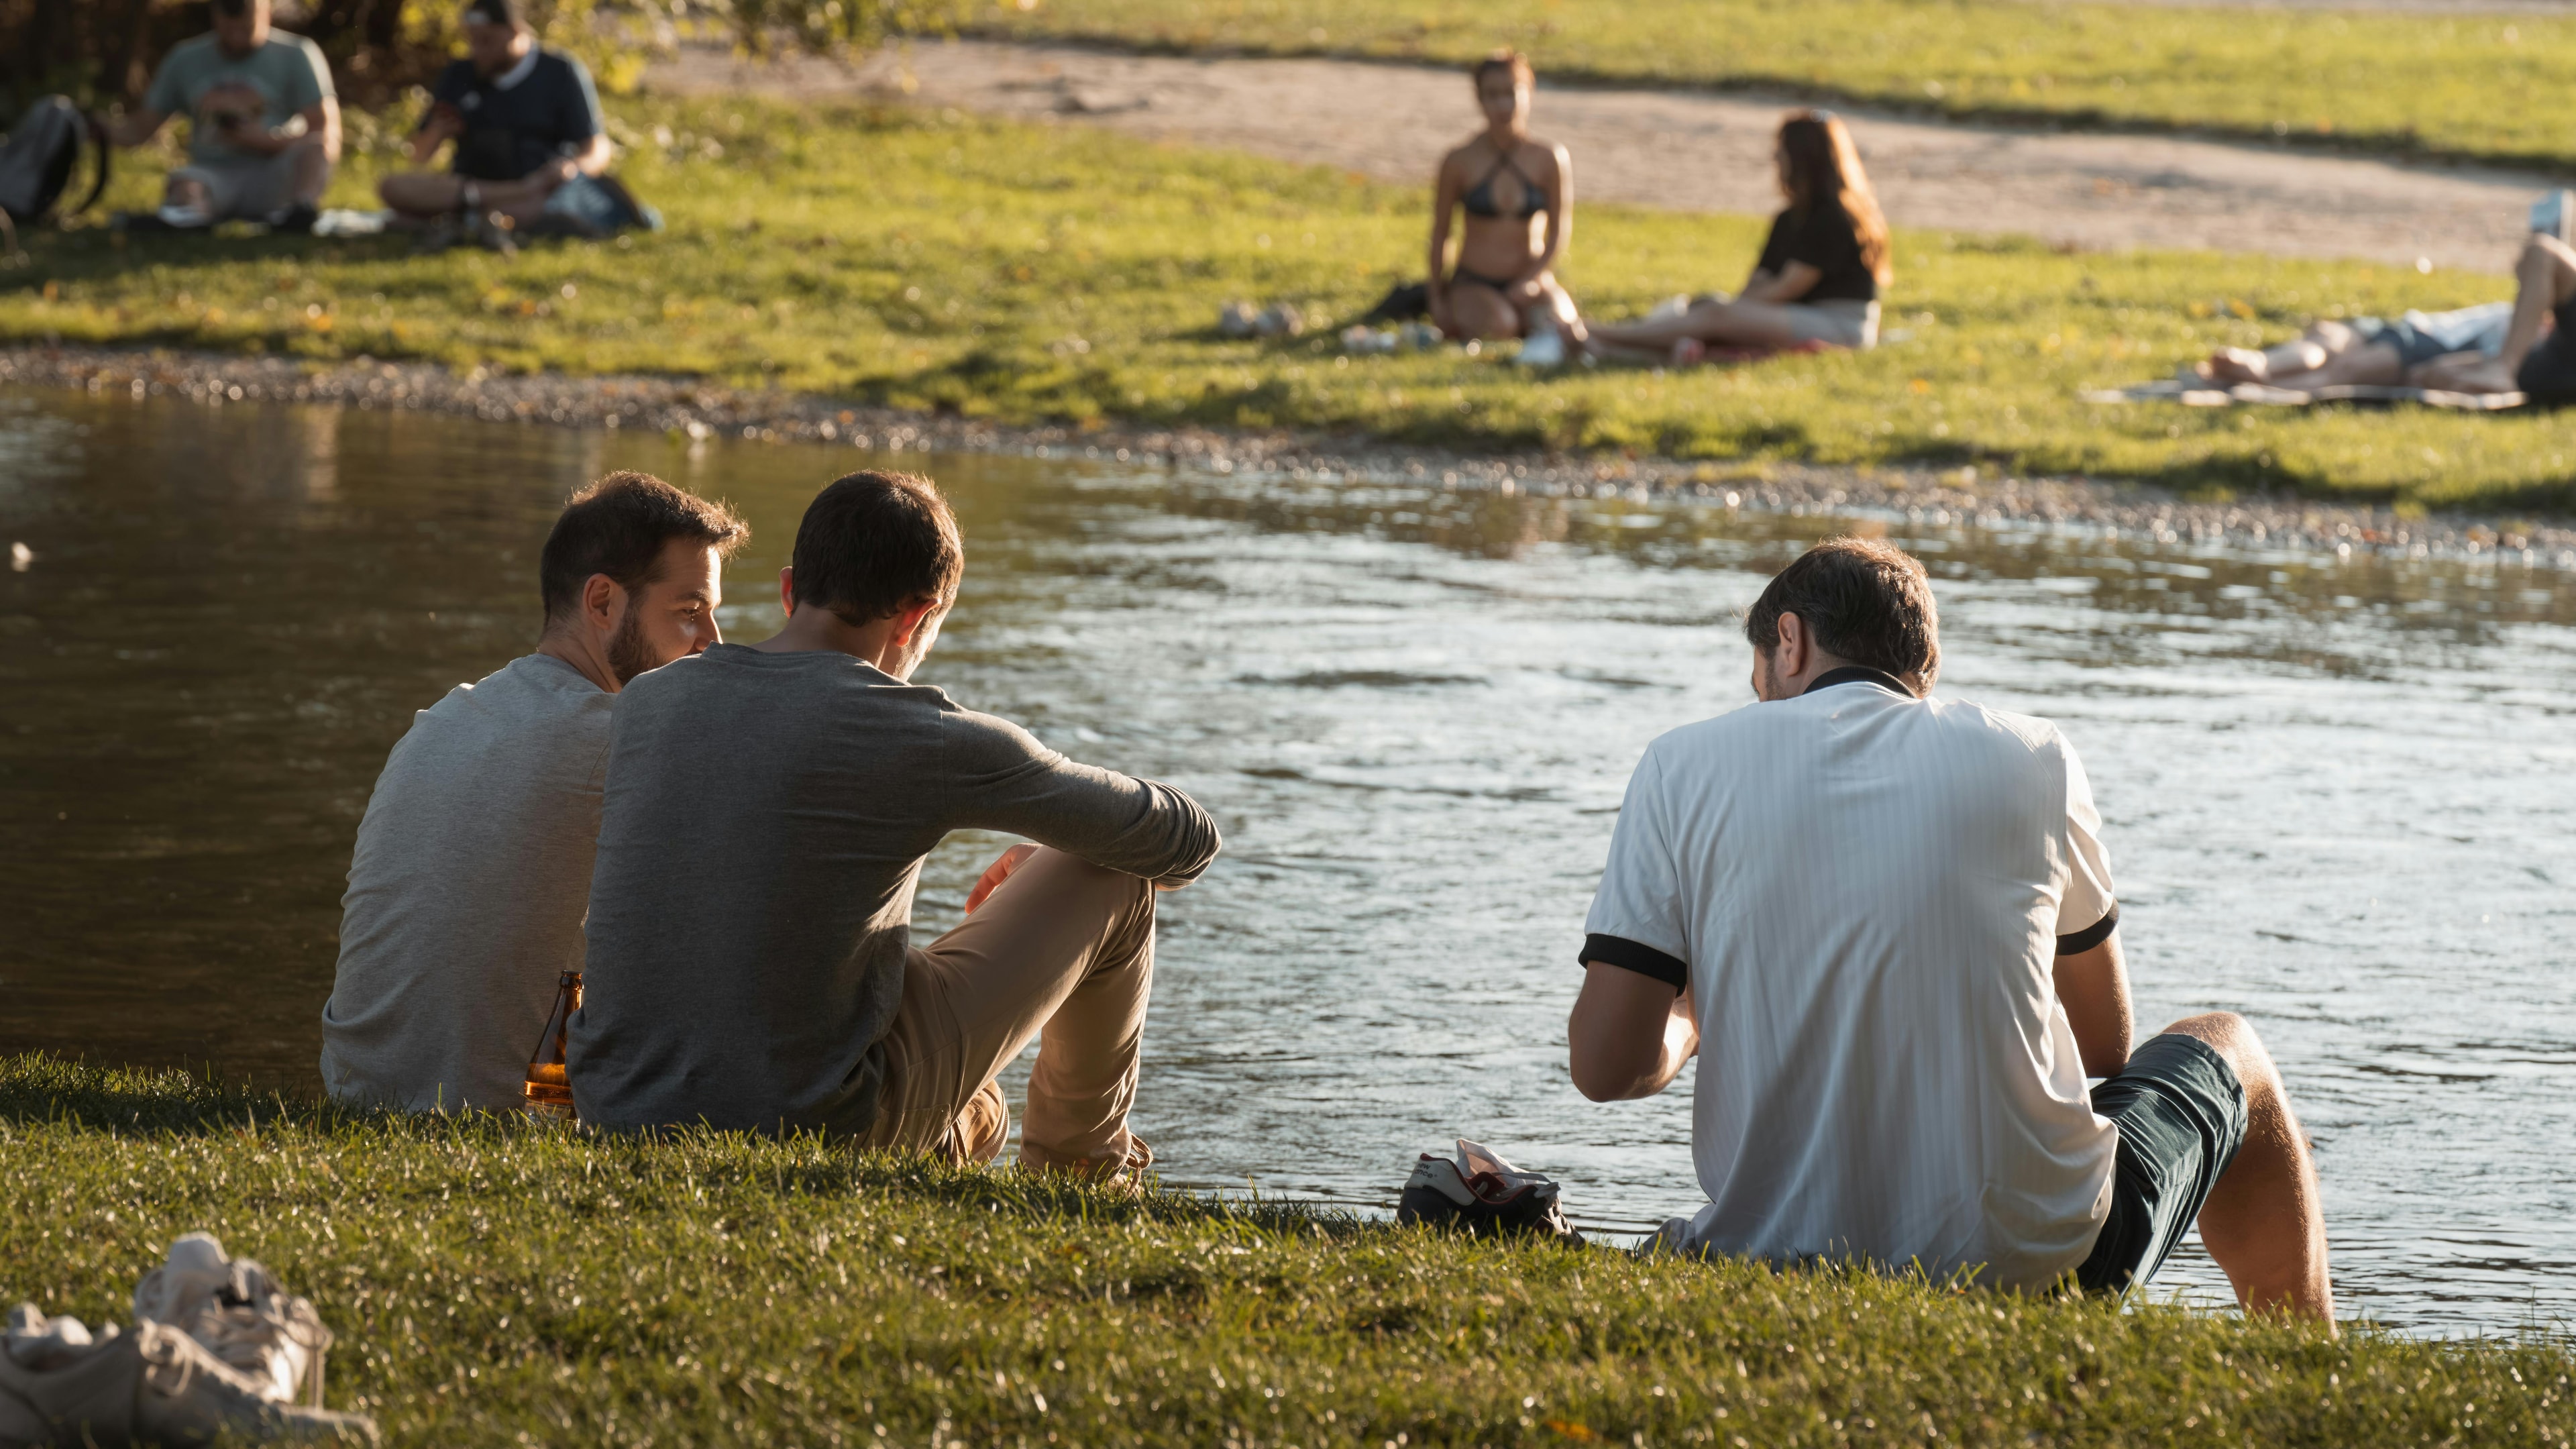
[568, 644, 1220, 1136]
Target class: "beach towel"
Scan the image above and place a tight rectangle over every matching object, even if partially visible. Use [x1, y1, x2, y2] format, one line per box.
[2082, 369, 2525, 411]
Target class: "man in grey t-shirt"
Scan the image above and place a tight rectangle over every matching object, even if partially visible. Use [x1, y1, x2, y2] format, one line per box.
[319, 473, 748, 1112]
[107, 0, 339, 230]
[572, 470, 1221, 1177]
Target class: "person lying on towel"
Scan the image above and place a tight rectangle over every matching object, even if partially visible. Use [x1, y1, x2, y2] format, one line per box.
[2201, 232, 2576, 403]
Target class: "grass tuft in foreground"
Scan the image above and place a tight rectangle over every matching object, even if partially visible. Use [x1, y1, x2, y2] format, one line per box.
[977, 0, 2576, 171]
[7, 96, 2575, 508]
[3, 1053, 2571, 1446]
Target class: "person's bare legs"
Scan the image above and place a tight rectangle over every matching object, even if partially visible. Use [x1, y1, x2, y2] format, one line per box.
[2415, 235, 2576, 392]
[1441, 281, 1523, 341]
[2204, 320, 2403, 388]
[1522, 272, 1587, 345]
[159, 173, 215, 217]
[284, 134, 333, 207]
[377, 170, 556, 224]
[861, 847, 1159, 1176]
[2158, 1012, 2337, 1328]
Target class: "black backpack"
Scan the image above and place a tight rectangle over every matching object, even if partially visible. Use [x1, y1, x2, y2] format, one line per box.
[0, 97, 111, 241]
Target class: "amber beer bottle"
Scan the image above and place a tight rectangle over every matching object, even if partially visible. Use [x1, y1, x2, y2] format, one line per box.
[522, 969, 582, 1122]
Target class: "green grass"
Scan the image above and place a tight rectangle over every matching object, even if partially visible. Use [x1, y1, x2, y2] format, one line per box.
[975, 0, 2576, 170]
[4, 1053, 2569, 1447]
[9, 95, 2575, 509]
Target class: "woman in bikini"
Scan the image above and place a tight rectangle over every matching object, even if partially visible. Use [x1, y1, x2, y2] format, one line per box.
[1428, 50, 1585, 365]
[1583, 110, 1890, 365]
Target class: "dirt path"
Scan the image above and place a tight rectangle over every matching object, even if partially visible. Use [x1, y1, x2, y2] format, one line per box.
[653, 38, 2563, 274]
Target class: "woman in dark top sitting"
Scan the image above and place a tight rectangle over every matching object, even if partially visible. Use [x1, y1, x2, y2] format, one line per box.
[1583, 111, 1890, 364]
[1428, 50, 1586, 365]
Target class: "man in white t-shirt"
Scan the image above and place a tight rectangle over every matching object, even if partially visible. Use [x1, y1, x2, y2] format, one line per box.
[319, 472, 747, 1112]
[1568, 537, 2334, 1324]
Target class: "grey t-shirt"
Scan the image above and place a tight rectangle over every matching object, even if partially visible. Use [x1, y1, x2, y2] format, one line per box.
[144, 31, 334, 165]
[568, 645, 1222, 1137]
[320, 653, 613, 1112]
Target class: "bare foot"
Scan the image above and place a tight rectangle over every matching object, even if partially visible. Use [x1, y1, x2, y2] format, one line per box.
[2202, 347, 2271, 384]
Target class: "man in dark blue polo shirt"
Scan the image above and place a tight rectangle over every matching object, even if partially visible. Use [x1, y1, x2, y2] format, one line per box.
[378, 0, 610, 227]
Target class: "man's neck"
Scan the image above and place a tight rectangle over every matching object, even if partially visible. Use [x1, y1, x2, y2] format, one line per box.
[480, 37, 535, 78]
[750, 611, 910, 678]
[535, 630, 620, 694]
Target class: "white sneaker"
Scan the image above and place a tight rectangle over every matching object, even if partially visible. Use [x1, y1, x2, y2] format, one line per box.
[0, 1315, 375, 1446]
[134, 1233, 331, 1408]
[1517, 327, 1566, 368]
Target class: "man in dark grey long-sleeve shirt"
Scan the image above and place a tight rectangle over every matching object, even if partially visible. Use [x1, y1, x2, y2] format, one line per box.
[571, 470, 1220, 1175]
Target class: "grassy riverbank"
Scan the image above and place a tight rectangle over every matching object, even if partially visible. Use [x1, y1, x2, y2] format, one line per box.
[3, 1054, 2570, 1447]
[977, 0, 2576, 171]
[8, 95, 2574, 508]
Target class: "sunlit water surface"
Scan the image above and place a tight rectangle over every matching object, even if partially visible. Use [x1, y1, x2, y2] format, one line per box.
[3, 390, 2571, 1336]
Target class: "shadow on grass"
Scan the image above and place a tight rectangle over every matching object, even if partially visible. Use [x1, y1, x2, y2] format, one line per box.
[0, 1051, 1374, 1239]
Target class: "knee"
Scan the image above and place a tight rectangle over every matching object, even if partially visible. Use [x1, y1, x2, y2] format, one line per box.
[2162, 1010, 2280, 1093]
[2521, 234, 2576, 276]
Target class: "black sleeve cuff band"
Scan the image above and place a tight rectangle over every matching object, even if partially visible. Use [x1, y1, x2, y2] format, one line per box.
[2056, 902, 2120, 957]
[1581, 933, 1688, 989]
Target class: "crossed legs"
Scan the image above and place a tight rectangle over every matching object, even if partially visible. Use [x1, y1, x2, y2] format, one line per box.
[2159, 1011, 2337, 1326]
[859, 847, 1159, 1176]
[163, 135, 333, 220]
[378, 169, 559, 226]
[1583, 295, 1815, 362]
[2202, 320, 2403, 390]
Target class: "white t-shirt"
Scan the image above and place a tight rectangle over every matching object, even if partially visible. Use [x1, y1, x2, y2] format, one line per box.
[1582, 668, 2120, 1290]
[321, 653, 614, 1112]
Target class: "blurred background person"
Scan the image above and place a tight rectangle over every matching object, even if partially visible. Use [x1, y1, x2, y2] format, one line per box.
[1584, 111, 1889, 364]
[377, 0, 610, 233]
[1427, 50, 1586, 366]
[104, 0, 337, 233]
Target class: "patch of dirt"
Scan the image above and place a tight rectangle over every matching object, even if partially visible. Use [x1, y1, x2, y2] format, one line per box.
[651, 38, 2561, 274]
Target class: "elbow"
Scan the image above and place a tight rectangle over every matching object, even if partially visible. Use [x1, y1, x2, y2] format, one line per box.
[1566, 1039, 1650, 1103]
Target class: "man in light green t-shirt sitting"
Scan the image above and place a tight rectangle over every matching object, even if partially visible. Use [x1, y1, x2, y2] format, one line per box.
[106, 0, 339, 231]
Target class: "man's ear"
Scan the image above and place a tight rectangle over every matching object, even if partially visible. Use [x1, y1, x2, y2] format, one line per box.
[580, 572, 623, 633]
[777, 565, 796, 617]
[1772, 611, 1808, 677]
[890, 595, 941, 647]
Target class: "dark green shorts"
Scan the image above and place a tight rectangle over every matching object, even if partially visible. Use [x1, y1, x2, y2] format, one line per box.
[2074, 1032, 2248, 1295]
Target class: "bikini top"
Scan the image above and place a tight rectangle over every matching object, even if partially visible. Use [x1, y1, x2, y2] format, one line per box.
[1464, 148, 1549, 221]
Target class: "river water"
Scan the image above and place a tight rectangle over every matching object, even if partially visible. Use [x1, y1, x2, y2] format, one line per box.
[3, 388, 2569, 1336]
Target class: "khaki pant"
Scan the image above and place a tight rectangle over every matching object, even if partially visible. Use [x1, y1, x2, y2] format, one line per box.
[857, 848, 1157, 1174]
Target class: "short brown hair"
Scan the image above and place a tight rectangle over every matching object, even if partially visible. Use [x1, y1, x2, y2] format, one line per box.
[1743, 537, 1941, 689]
[1472, 48, 1534, 89]
[539, 472, 749, 623]
[788, 470, 964, 625]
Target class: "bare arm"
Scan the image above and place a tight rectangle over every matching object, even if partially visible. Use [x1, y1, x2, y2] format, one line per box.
[225, 95, 338, 160]
[407, 106, 462, 168]
[104, 106, 170, 148]
[1739, 260, 1821, 305]
[1426, 153, 1460, 319]
[2053, 929, 2133, 1077]
[1568, 962, 1697, 1102]
[572, 129, 612, 177]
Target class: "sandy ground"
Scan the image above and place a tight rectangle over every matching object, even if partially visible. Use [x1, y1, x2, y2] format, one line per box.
[652, 38, 2563, 275]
